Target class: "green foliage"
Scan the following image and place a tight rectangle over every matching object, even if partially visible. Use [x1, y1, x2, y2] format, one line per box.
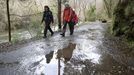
[11, 33, 21, 43]
[103, 0, 112, 18]
[86, 5, 96, 21]
[112, 0, 134, 41]
[30, 14, 43, 37]
[103, 0, 117, 19]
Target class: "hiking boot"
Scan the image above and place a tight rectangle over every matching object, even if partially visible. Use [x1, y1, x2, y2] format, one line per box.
[51, 32, 54, 36]
[70, 33, 73, 35]
[43, 36, 47, 38]
[60, 33, 65, 37]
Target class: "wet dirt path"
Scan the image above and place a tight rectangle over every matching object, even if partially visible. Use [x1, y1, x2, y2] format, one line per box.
[0, 22, 134, 75]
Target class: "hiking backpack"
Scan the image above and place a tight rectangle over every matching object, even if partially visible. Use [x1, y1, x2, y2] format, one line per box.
[71, 10, 78, 25]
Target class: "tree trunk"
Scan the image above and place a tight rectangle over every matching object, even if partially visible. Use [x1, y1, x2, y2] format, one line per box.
[6, 0, 11, 42]
[57, 0, 61, 31]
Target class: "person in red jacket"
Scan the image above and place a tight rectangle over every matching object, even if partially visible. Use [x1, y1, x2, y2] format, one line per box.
[60, 3, 74, 37]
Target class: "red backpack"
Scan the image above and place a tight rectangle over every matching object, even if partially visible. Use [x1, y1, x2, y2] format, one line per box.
[71, 10, 78, 25]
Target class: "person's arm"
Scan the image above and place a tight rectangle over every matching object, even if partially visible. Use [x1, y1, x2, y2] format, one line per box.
[51, 11, 54, 23]
[63, 9, 65, 23]
[41, 12, 45, 24]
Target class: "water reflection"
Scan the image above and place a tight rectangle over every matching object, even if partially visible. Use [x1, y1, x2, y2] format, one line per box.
[57, 43, 76, 63]
[57, 43, 76, 75]
[36, 43, 76, 75]
[45, 51, 54, 64]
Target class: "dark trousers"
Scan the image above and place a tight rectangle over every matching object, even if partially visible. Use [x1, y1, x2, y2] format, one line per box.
[44, 22, 53, 37]
[62, 21, 74, 35]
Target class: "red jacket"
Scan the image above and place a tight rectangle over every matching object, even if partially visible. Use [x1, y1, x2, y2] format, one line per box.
[63, 7, 73, 22]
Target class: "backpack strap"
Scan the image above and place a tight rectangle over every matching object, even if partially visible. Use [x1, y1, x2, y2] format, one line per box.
[68, 7, 73, 21]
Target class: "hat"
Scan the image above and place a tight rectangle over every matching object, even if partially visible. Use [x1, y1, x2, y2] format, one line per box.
[65, 2, 69, 7]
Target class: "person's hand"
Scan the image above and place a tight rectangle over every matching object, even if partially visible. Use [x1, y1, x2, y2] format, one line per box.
[68, 19, 70, 22]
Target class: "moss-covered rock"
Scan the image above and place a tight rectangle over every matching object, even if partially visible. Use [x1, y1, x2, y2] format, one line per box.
[113, 0, 134, 40]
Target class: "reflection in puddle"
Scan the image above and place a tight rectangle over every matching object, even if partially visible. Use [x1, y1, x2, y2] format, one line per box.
[45, 51, 54, 64]
[57, 43, 76, 63]
[32, 40, 103, 75]
[34, 43, 76, 75]
[57, 43, 76, 75]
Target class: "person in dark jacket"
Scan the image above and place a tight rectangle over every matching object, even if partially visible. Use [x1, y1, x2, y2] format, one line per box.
[41, 6, 54, 38]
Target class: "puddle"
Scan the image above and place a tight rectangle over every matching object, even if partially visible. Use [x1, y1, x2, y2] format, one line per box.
[12, 42, 76, 75]
[30, 43, 76, 75]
